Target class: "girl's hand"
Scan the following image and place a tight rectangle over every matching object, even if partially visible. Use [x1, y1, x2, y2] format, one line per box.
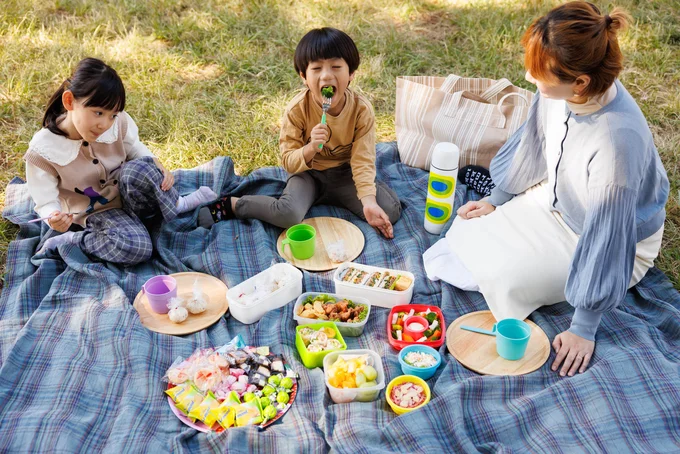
[153, 158, 174, 191]
[47, 211, 73, 233]
[309, 123, 330, 150]
[457, 200, 495, 219]
[552, 331, 595, 376]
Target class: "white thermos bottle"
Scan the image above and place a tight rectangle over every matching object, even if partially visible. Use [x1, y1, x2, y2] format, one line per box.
[424, 142, 460, 234]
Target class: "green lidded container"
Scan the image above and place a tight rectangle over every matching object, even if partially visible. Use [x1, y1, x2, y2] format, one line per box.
[295, 321, 347, 369]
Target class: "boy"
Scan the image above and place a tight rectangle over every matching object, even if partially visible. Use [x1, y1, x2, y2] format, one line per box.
[198, 27, 401, 238]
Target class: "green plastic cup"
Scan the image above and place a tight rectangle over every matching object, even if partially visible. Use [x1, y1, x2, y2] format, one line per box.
[282, 224, 316, 260]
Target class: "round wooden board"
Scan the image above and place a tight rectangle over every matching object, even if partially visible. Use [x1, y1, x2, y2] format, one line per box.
[446, 310, 550, 376]
[133, 272, 229, 336]
[276, 217, 365, 272]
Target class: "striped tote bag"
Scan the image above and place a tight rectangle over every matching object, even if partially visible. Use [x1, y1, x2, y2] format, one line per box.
[395, 75, 534, 170]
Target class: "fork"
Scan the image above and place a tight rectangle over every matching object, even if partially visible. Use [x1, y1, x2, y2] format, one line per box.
[29, 211, 83, 223]
[319, 95, 332, 150]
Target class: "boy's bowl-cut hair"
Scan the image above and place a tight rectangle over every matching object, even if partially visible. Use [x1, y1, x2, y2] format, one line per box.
[294, 27, 360, 76]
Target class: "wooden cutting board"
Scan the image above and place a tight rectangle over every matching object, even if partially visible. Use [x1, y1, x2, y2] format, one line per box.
[446, 310, 550, 376]
[133, 272, 229, 336]
[276, 217, 365, 272]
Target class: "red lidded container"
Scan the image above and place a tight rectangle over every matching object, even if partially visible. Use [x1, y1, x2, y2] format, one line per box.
[387, 304, 446, 351]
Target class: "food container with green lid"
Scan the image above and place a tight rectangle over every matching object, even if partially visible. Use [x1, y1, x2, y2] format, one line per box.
[295, 322, 347, 369]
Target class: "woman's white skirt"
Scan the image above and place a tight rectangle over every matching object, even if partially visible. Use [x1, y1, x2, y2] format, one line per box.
[423, 181, 664, 321]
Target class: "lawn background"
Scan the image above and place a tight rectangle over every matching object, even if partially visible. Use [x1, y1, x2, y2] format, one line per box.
[1, 0, 679, 288]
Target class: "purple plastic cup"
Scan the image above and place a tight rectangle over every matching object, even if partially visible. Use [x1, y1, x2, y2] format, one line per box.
[143, 275, 177, 314]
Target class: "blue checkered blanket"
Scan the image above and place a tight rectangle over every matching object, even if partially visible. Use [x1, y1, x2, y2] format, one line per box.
[1, 143, 679, 453]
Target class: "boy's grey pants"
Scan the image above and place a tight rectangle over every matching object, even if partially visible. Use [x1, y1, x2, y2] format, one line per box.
[235, 164, 401, 228]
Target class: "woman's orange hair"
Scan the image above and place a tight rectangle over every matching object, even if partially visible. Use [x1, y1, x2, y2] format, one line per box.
[522, 2, 632, 98]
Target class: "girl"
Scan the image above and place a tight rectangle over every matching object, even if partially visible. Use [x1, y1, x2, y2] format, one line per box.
[25, 58, 217, 265]
[424, 3, 669, 375]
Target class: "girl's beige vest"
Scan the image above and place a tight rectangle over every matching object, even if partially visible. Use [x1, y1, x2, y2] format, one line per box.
[24, 115, 129, 227]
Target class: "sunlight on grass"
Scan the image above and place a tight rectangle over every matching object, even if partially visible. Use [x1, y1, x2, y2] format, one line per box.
[1, 0, 679, 286]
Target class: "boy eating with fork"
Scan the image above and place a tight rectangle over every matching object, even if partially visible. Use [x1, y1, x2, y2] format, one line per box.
[199, 27, 401, 238]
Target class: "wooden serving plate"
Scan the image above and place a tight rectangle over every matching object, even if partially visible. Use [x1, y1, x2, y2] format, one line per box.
[133, 272, 228, 336]
[276, 217, 365, 272]
[446, 310, 550, 376]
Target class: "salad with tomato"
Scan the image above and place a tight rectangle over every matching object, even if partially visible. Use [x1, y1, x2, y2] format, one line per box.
[391, 309, 442, 342]
[387, 304, 446, 351]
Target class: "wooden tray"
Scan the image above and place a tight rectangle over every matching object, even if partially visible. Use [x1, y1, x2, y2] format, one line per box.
[133, 272, 228, 336]
[276, 217, 365, 272]
[446, 310, 550, 376]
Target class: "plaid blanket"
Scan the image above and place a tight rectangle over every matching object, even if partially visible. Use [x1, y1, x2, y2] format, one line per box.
[1, 143, 679, 453]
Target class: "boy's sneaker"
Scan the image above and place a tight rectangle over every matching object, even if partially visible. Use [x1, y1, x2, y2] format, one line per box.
[458, 165, 495, 197]
[197, 196, 235, 228]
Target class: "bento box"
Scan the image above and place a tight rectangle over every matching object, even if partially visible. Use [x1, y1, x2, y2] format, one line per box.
[387, 304, 446, 351]
[332, 262, 415, 309]
[226, 263, 303, 324]
[323, 349, 386, 403]
[293, 292, 371, 337]
[295, 322, 347, 369]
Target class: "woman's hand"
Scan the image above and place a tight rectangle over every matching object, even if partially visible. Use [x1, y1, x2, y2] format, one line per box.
[457, 200, 496, 219]
[153, 158, 174, 191]
[47, 211, 73, 233]
[552, 331, 594, 376]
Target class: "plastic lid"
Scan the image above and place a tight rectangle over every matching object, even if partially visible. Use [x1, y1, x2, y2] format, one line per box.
[430, 142, 460, 171]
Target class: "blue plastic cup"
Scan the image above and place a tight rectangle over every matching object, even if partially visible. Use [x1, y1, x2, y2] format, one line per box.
[494, 319, 531, 361]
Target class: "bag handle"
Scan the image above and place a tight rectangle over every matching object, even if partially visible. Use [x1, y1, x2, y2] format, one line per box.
[480, 78, 514, 101]
[440, 74, 462, 93]
[496, 92, 530, 109]
[493, 93, 530, 128]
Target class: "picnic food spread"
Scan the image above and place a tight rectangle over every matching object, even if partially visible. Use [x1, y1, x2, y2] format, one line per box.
[164, 341, 297, 431]
[158, 265, 440, 425]
[159, 250, 438, 426]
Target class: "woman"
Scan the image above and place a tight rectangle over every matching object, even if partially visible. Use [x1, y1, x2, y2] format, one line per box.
[424, 2, 669, 376]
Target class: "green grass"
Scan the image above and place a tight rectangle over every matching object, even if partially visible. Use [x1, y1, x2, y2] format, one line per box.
[1, 0, 679, 288]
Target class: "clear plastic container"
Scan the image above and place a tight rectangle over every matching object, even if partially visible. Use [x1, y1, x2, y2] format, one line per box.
[226, 263, 303, 324]
[323, 349, 386, 403]
[333, 262, 415, 309]
[293, 292, 371, 337]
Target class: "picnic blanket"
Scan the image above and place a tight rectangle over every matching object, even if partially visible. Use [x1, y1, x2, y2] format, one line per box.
[1, 142, 679, 453]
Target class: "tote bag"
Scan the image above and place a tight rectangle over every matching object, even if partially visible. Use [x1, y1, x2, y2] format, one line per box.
[395, 75, 534, 169]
